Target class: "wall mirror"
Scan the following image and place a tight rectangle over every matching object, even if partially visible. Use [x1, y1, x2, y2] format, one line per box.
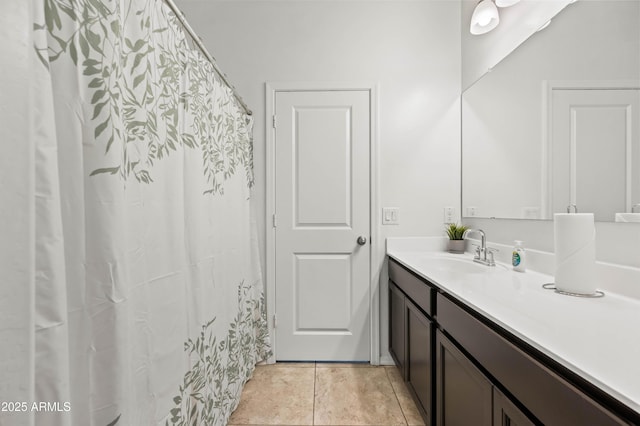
[462, 0, 640, 222]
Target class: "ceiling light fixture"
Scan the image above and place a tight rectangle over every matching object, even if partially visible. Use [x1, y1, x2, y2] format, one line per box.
[470, 0, 500, 35]
[495, 0, 520, 7]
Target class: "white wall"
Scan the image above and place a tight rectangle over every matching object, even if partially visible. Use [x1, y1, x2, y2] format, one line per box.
[178, 0, 461, 362]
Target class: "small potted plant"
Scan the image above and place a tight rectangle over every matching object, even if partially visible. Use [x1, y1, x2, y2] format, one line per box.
[445, 223, 468, 254]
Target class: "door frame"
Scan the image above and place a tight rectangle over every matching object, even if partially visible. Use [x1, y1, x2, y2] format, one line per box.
[265, 81, 380, 364]
[542, 80, 640, 218]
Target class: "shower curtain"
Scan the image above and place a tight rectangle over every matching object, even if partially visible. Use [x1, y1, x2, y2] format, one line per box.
[4, 0, 271, 424]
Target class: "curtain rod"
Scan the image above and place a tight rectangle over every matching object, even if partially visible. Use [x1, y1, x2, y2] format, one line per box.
[163, 0, 253, 116]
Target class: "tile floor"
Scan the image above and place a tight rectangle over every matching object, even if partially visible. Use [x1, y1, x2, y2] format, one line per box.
[229, 363, 426, 426]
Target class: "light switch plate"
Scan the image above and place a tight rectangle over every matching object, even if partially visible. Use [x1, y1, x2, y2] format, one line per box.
[382, 207, 399, 225]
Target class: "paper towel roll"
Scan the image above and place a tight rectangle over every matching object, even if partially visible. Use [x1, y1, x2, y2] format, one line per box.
[554, 213, 596, 295]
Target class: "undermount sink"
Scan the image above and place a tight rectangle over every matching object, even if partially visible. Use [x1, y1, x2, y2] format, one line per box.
[414, 253, 509, 274]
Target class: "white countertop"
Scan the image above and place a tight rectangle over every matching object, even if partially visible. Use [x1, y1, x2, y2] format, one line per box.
[386, 238, 640, 416]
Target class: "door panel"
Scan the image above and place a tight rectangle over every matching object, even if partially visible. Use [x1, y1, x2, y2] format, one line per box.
[295, 253, 351, 331]
[275, 90, 370, 361]
[389, 282, 406, 375]
[407, 300, 432, 421]
[551, 89, 640, 220]
[436, 330, 492, 426]
[295, 107, 352, 227]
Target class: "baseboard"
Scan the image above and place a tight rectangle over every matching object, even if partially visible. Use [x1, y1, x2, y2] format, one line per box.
[379, 354, 395, 366]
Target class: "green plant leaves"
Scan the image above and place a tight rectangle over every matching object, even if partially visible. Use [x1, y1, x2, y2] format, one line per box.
[446, 223, 469, 240]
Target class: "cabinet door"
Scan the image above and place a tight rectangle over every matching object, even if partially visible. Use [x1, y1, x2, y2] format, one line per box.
[493, 388, 535, 426]
[389, 281, 406, 375]
[407, 300, 433, 423]
[436, 330, 492, 426]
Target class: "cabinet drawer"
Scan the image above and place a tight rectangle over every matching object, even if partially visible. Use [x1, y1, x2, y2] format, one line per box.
[389, 258, 433, 316]
[437, 293, 626, 426]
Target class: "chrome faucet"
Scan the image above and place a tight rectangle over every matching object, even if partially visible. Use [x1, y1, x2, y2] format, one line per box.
[463, 228, 496, 266]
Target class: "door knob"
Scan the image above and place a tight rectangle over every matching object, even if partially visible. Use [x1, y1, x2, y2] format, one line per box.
[357, 236, 367, 246]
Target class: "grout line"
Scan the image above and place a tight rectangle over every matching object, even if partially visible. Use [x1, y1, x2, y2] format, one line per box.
[312, 362, 316, 425]
[385, 367, 409, 426]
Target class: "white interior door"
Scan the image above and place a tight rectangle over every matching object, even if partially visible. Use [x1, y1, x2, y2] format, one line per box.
[274, 90, 370, 361]
[551, 89, 640, 221]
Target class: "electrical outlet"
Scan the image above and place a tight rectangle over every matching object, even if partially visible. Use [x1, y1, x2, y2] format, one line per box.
[443, 206, 455, 223]
[382, 207, 399, 225]
[466, 206, 477, 217]
[521, 207, 540, 219]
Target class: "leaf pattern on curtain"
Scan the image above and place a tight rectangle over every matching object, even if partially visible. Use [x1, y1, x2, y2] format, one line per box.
[167, 281, 271, 426]
[106, 414, 121, 426]
[35, 0, 254, 195]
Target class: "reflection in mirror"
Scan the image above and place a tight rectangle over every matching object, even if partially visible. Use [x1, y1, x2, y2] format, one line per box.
[462, 0, 640, 222]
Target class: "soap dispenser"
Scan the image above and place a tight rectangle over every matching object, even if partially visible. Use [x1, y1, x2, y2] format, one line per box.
[512, 240, 526, 272]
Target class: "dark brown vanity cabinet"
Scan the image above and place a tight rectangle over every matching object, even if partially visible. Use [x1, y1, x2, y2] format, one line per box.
[389, 259, 435, 424]
[387, 257, 636, 426]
